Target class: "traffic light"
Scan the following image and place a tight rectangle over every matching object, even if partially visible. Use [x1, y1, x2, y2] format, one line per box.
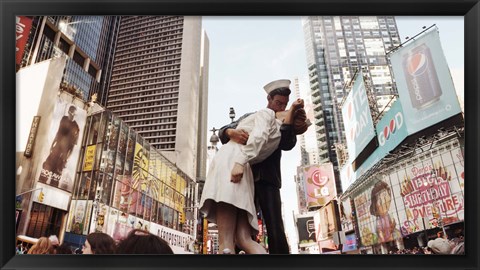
[179, 212, 184, 224]
[38, 191, 44, 203]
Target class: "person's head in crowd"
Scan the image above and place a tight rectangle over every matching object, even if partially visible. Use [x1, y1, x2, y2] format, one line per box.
[82, 232, 116, 254]
[54, 243, 73, 254]
[450, 240, 465, 255]
[428, 237, 453, 254]
[116, 229, 174, 254]
[27, 237, 53, 254]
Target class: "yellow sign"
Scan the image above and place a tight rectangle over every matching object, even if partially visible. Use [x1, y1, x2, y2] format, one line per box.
[24, 116, 41, 158]
[82, 145, 96, 171]
[133, 143, 149, 189]
[38, 191, 45, 203]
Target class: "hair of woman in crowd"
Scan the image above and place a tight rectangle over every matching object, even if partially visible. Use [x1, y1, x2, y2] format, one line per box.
[27, 237, 53, 254]
[116, 229, 174, 254]
[82, 232, 116, 254]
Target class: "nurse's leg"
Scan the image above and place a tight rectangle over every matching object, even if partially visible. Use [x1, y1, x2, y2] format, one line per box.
[235, 210, 267, 254]
[216, 202, 237, 253]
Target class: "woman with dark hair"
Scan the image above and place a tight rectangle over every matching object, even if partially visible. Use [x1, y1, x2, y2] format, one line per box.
[54, 243, 73, 254]
[116, 229, 173, 254]
[82, 232, 116, 254]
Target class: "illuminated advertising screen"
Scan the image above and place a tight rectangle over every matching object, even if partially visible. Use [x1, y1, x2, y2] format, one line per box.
[342, 233, 358, 252]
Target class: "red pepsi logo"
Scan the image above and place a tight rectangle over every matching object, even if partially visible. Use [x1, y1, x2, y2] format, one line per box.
[406, 52, 427, 76]
[378, 112, 403, 146]
[382, 119, 396, 141]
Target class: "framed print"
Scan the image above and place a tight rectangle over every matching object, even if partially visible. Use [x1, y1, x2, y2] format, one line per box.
[1, 0, 478, 270]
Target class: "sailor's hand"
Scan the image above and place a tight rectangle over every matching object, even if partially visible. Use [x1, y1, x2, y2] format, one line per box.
[227, 129, 249, 145]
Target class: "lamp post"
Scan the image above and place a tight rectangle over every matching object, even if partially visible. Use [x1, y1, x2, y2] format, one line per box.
[229, 107, 236, 123]
[209, 127, 219, 149]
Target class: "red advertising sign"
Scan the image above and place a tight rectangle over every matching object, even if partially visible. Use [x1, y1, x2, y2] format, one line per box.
[16, 16, 33, 65]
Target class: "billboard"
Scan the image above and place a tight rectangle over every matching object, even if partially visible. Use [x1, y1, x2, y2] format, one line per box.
[339, 197, 354, 232]
[341, 71, 376, 160]
[340, 100, 408, 192]
[389, 29, 462, 135]
[314, 201, 339, 241]
[352, 144, 464, 246]
[37, 98, 87, 192]
[375, 100, 408, 154]
[16, 16, 33, 65]
[295, 172, 308, 212]
[67, 199, 94, 235]
[296, 214, 317, 247]
[342, 233, 358, 252]
[301, 163, 337, 209]
[82, 145, 96, 171]
[395, 146, 464, 236]
[17, 57, 67, 153]
[353, 178, 402, 246]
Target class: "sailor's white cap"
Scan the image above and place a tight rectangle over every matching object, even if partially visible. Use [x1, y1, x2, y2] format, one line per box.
[263, 79, 291, 94]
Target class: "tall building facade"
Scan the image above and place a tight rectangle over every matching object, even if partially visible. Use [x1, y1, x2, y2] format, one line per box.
[19, 16, 120, 105]
[293, 77, 321, 167]
[106, 16, 209, 180]
[302, 16, 401, 176]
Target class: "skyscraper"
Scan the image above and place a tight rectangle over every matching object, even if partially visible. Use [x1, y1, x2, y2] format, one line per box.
[106, 16, 209, 180]
[302, 16, 401, 176]
[293, 77, 320, 166]
[20, 16, 120, 105]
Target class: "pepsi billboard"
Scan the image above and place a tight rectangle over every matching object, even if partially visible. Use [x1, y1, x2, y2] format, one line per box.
[341, 71, 376, 160]
[389, 29, 462, 136]
[340, 100, 408, 192]
[373, 100, 408, 159]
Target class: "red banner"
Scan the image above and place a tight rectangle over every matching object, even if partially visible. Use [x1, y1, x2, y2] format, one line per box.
[16, 16, 33, 65]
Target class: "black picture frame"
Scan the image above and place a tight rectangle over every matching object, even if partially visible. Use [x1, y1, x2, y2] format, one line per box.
[1, 0, 478, 270]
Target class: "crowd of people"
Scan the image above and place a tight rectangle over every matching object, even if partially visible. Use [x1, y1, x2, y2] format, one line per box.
[389, 234, 465, 255]
[18, 229, 174, 255]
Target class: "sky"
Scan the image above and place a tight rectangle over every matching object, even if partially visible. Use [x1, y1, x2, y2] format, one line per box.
[202, 16, 464, 254]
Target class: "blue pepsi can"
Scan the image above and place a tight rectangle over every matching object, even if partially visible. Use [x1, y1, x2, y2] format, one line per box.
[402, 43, 443, 109]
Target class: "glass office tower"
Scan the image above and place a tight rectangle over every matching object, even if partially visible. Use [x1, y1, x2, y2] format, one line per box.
[20, 16, 120, 105]
[302, 16, 401, 175]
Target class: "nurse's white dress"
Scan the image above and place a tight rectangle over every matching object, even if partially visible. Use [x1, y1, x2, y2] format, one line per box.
[199, 108, 282, 232]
